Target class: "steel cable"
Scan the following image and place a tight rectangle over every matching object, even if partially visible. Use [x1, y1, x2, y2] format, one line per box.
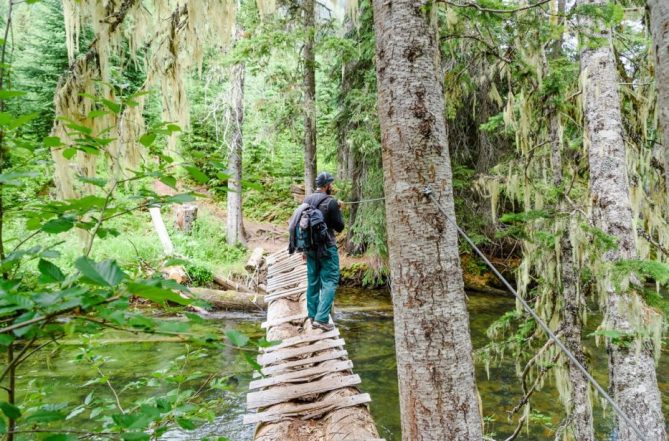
[421, 185, 648, 441]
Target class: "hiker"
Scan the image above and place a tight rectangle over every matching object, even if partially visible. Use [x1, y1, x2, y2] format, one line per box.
[288, 172, 344, 331]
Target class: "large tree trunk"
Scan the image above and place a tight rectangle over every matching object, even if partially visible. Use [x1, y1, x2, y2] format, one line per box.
[303, 0, 316, 196]
[649, 0, 669, 215]
[372, 1, 483, 439]
[579, 1, 666, 439]
[548, 1, 594, 438]
[227, 56, 246, 246]
[345, 152, 365, 255]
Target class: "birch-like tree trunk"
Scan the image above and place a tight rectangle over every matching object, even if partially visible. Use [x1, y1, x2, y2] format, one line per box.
[303, 0, 316, 196]
[649, 0, 669, 214]
[578, 1, 666, 439]
[372, 1, 483, 439]
[227, 58, 246, 245]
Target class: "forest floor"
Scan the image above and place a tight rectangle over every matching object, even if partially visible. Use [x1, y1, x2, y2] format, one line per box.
[154, 181, 515, 292]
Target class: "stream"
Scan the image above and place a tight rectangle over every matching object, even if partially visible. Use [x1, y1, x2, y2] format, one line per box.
[16, 287, 669, 440]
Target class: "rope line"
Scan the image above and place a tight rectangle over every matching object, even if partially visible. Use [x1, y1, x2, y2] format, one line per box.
[339, 196, 386, 204]
[421, 185, 648, 441]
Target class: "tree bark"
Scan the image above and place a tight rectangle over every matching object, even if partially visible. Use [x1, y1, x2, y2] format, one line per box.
[345, 150, 365, 255]
[548, 1, 594, 437]
[227, 55, 246, 245]
[303, 0, 317, 196]
[649, 0, 669, 216]
[372, 1, 483, 439]
[578, 1, 666, 439]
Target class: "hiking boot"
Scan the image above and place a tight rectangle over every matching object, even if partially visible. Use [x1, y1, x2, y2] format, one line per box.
[313, 320, 334, 331]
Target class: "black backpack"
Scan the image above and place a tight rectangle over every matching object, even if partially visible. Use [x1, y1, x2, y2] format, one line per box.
[294, 195, 331, 253]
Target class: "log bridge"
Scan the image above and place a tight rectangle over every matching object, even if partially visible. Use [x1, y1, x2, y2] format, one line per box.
[244, 249, 384, 441]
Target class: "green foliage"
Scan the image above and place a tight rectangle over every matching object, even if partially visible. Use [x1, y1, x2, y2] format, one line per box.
[186, 264, 214, 286]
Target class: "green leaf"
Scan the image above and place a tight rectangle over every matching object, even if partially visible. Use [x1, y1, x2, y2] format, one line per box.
[43, 136, 62, 147]
[139, 133, 156, 147]
[126, 282, 191, 305]
[0, 402, 21, 419]
[255, 337, 281, 348]
[75, 257, 126, 287]
[176, 417, 196, 430]
[76, 175, 107, 188]
[165, 193, 196, 204]
[0, 335, 14, 346]
[101, 98, 122, 113]
[183, 166, 209, 184]
[38, 259, 65, 283]
[121, 433, 150, 441]
[0, 417, 5, 434]
[65, 122, 92, 135]
[225, 329, 249, 347]
[62, 148, 77, 160]
[26, 410, 66, 423]
[243, 352, 261, 371]
[159, 175, 177, 189]
[41, 217, 74, 234]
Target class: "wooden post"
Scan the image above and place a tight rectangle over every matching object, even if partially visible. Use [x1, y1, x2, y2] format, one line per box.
[149, 206, 174, 255]
[175, 204, 198, 233]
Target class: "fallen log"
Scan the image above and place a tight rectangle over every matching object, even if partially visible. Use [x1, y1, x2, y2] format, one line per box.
[246, 247, 265, 273]
[190, 287, 266, 311]
[213, 274, 254, 293]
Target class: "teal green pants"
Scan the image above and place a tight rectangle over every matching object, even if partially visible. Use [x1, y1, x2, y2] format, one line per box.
[306, 246, 340, 323]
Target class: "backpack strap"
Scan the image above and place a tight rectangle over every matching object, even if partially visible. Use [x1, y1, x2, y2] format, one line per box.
[307, 193, 332, 211]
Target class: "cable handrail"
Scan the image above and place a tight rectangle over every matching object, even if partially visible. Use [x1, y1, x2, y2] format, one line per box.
[421, 184, 647, 441]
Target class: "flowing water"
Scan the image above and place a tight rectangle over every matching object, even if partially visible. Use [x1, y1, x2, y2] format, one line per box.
[15, 288, 669, 440]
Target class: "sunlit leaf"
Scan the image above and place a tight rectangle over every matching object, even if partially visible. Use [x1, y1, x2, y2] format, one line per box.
[25, 410, 65, 422]
[76, 175, 107, 188]
[126, 282, 192, 305]
[0, 402, 21, 419]
[183, 166, 209, 184]
[75, 257, 126, 287]
[139, 132, 156, 147]
[41, 217, 74, 234]
[225, 329, 249, 347]
[38, 259, 65, 283]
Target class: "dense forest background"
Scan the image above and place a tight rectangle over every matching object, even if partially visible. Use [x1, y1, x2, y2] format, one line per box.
[0, 0, 668, 439]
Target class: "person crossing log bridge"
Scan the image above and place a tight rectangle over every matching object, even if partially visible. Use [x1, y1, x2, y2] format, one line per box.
[243, 249, 383, 441]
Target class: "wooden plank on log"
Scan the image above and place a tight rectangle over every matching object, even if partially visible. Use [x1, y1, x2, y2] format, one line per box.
[249, 360, 353, 390]
[268, 279, 307, 292]
[246, 374, 361, 409]
[268, 266, 307, 278]
[266, 285, 307, 298]
[269, 260, 304, 275]
[267, 273, 307, 288]
[257, 338, 346, 366]
[270, 253, 303, 266]
[243, 392, 370, 424]
[267, 269, 308, 282]
[257, 349, 349, 377]
[262, 329, 339, 353]
[261, 313, 306, 329]
[265, 288, 307, 303]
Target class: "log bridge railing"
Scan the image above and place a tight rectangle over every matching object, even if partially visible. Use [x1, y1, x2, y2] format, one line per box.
[244, 249, 384, 441]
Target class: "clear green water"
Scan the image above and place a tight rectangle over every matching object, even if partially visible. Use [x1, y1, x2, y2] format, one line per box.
[14, 289, 669, 440]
